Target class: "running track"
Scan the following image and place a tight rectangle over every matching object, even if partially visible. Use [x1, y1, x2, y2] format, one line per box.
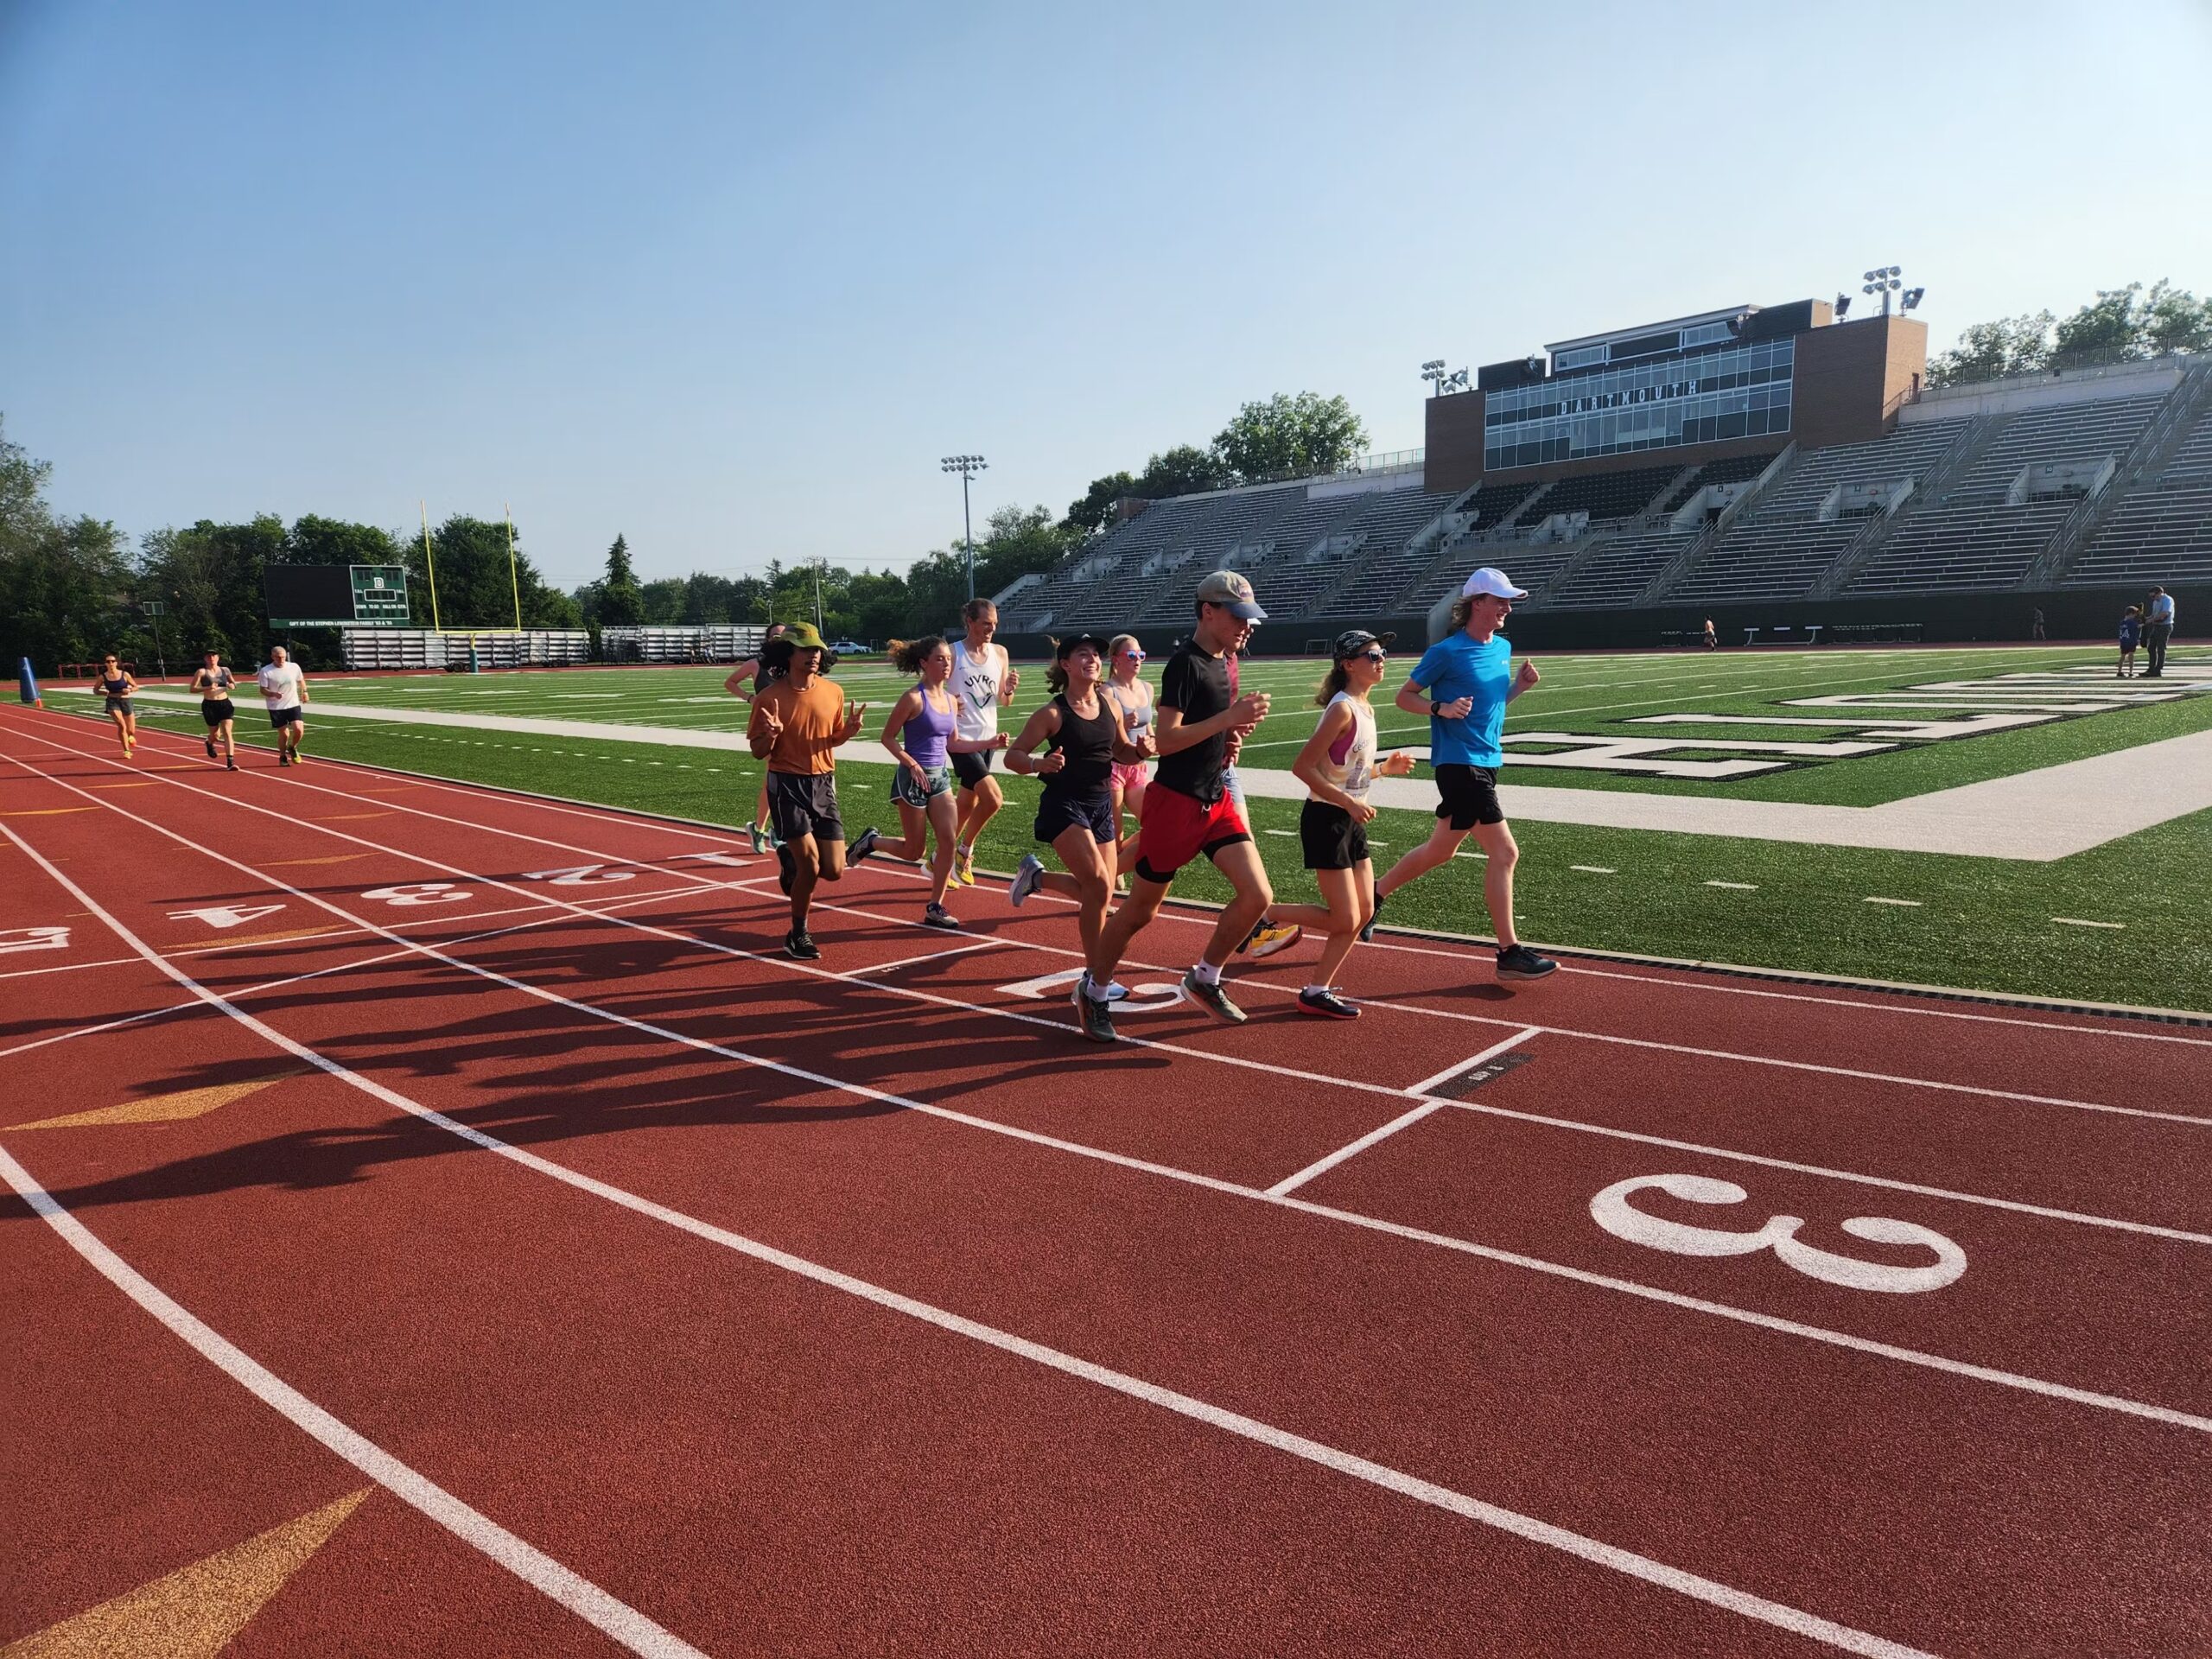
[3, 705, 2209, 1657]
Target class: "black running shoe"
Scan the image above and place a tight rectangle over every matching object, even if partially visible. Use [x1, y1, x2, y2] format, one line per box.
[1180, 971, 1247, 1024]
[1077, 987, 1118, 1043]
[785, 928, 820, 961]
[226, 759, 238, 772]
[922, 903, 961, 931]
[205, 736, 217, 759]
[1495, 943, 1557, 983]
[849, 827, 881, 864]
[278, 752, 291, 767]
[1296, 988, 1360, 1019]
[1358, 891, 1386, 944]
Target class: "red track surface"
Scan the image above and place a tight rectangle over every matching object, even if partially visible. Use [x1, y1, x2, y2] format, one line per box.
[3, 706, 2209, 1657]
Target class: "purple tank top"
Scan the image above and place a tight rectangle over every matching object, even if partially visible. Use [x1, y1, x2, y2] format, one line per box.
[902, 684, 956, 767]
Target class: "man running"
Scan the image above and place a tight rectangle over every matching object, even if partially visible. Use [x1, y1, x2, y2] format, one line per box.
[257, 645, 310, 768]
[948, 598, 1019, 887]
[1363, 567, 1554, 982]
[191, 650, 239, 772]
[747, 622, 880, 960]
[726, 621, 791, 851]
[1076, 570, 1274, 1042]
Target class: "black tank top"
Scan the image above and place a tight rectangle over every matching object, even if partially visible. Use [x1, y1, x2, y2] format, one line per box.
[1045, 691, 1115, 796]
[101, 673, 129, 696]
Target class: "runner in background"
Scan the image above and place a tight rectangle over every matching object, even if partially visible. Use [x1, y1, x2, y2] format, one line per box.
[1364, 567, 1555, 983]
[95, 653, 137, 757]
[1006, 635, 1154, 1041]
[874, 634, 1004, 930]
[725, 621, 791, 853]
[257, 645, 309, 768]
[948, 599, 1019, 887]
[191, 650, 239, 772]
[1103, 634, 1153, 878]
[1077, 571, 1274, 1041]
[747, 622, 879, 960]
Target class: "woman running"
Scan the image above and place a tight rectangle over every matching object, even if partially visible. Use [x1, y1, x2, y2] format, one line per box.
[96, 654, 138, 757]
[724, 623, 792, 853]
[874, 635, 1006, 930]
[191, 650, 239, 772]
[1103, 633, 1154, 868]
[1258, 631, 1414, 1018]
[1005, 634, 1153, 976]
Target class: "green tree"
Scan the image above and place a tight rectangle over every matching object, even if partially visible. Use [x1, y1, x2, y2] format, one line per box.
[1925, 312, 2053, 388]
[139, 513, 288, 664]
[2050, 284, 2145, 370]
[287, 514, 402, 569]
[1211, 392, 1368, 482]
[0, 418, 136, 671]
[640, 577, 687, 623]
[2140, 280, 2212, 357]
[408, 514, 572, 629]
[597, 533, 645, 626]
[1065, 469, 1139, 535]
[1137, 444, 1233, 499]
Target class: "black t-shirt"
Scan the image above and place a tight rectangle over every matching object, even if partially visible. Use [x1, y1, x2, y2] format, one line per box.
[1154, 641, 1236, 804]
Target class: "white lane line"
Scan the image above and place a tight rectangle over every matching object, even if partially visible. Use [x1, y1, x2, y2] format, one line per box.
[0, 1141, 706, 1658]
[1704, 880, 1758, 891]
[1570, 865, 1617, 874]
[71, 715, 2204, 1040]
[0, 847, 1953, 1658]
[2053, 918, 2126, 930]
[848, 938, 1005, 977]
[1865, 898, 1923, 907]
[16, 826, 2212, 1503]
[1408, 1027, 1541, 1097]
[1267, 1101, 1448, 1198]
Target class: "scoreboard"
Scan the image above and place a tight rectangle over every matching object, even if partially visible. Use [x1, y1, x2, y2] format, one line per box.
[265, 564, 411, 628]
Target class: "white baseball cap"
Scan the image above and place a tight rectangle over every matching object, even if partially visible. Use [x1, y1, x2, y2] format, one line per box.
[1462, 566, 1528, 600]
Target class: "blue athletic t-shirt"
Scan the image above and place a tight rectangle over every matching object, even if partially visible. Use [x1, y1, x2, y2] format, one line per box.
[1412, 631, 1513, 767]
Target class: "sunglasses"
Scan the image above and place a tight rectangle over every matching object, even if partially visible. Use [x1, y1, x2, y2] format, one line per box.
[1122, 650, 1146, 662]
[1354, 651, 1387, 664]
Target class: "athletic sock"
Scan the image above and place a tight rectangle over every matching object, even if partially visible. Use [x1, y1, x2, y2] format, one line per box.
[1084, 975, 1112, 1003]
[1302, 984, 1327, 996]
[1192, 960, 1222, 987]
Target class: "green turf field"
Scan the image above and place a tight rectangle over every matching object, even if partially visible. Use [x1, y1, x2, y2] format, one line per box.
[91, 641, 2211, 1015]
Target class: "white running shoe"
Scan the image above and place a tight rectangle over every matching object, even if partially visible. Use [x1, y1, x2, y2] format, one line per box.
[1009, 854, 1045, 907]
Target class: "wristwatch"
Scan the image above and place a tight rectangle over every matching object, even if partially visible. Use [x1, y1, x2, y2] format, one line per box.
[1428, 700, 1441, 716]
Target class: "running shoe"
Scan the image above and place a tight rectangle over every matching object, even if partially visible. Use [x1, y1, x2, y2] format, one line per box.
[290, 751, 303, 766]
[748, 821, 766, 855]
[1009, 853, 1045, 907]
[1297, 988, 1360, 1020]
[278, 752, 291, 767]
[1077, 987, 1118, 1044]
[226, 759, 238, 772]
[953, 844, 976, 887]
[1240, 919, 1303, 959]
[849, 827, 881, 864]
[1358, 891, 1387, 944]
[785, 928, 820, 961]
[205, 736, 217, 759]
[922, 903, 961, 931]
[1179, 971, 1247, 1024]
[1494, 944, 1558, 983]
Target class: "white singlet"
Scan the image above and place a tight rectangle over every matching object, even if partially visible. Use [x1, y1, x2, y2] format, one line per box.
[950, 639, 1003, 742]
[1309, 692, 1376, 804]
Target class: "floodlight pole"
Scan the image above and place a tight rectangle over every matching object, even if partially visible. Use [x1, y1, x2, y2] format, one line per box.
[941, 454, 988, 602]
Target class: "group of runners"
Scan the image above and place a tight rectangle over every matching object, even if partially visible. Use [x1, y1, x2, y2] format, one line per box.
[725, 563, 1554, 1041]
[91, 645, 312, 770]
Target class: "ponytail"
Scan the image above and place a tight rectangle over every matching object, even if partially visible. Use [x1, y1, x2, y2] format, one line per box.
[889, 634, 944, 676]
[1044, 639, 1070, 695]
[1314, 660, 1351, 707]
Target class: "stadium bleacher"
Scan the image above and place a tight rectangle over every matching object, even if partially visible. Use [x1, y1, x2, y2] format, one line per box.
[2065, 403, 2212, 588]
[1535, 460, 1769, 609]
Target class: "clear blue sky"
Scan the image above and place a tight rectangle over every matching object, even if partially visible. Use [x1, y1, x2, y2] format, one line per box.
[4, 0, 2207, 589]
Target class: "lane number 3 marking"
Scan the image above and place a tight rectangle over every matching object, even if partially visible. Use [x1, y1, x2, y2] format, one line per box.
[361, 882, 472, 907]
[1591, 1173, 1967, 1294]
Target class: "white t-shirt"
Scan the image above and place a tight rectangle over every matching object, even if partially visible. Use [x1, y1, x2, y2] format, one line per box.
[257, 662, 304, 709]
[949, 639, 1004, 741]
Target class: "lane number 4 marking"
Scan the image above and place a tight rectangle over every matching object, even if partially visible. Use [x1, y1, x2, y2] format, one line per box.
[1591, 1173, 1967, 1294]
[523, 864, 638, 886]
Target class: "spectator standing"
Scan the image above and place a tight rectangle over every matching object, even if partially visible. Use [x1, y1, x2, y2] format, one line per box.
[2031, 607, 2047, 643]
[2144, 588, 2176, 677]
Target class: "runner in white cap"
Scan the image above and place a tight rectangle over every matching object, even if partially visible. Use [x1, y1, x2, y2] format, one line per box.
[1363, 567, 1554, 982]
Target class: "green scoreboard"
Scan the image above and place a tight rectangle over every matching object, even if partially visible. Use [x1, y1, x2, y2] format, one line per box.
[265, 563, 412, 628]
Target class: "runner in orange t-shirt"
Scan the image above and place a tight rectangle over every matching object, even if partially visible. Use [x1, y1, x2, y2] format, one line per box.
[747, 623, 878, 959]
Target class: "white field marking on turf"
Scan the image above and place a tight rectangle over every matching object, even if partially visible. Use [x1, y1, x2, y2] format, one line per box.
[1406, 1027, 1542, 1098]
[0, 1140, 709, 1659]
[41, 714, 2212, 1055]
[0, 844, 1961, 1657]
[1266, 1101, 1448, 1198]
[1705, 880, 1758, 891]
[14, 832, 2212, 1495]
[2054, 918, 2126, 930]
[1570, 865, 1617, 874]
[846, 938, 1007, 977]
[1866, 898, 1923, 907]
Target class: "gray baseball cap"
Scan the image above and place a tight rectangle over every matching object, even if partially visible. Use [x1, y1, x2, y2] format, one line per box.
[1195, 569, 1268, 620]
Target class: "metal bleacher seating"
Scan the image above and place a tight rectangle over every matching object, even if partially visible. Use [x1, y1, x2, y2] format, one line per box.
[1671, 425, 1967, 604]
[1847, 395, 2164, 594]
[1534, 464, 1721, 608]
[2066, 404, 2212, 588]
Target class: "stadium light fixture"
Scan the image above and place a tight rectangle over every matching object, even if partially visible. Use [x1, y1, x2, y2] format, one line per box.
[1900, 286, 1926, 314]
[1421, 359, 1447, 396]
[1861, 264, 1906, 317]
[941, 454, 988, 601]
[1834, 291, 1852, 319]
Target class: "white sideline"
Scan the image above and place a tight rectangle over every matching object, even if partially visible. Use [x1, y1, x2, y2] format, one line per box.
[106, 689, 2212, 860]
[0, 827, 1936, 1659]
[0, 1141, 705, 1656]
[13, 769, 2212, 1437]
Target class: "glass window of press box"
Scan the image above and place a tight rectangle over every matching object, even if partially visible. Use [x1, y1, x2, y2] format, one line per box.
[1484, 338, 1794, 470]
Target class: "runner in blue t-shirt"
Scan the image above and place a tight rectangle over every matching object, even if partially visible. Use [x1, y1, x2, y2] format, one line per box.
[1363, 566, 1554, 982]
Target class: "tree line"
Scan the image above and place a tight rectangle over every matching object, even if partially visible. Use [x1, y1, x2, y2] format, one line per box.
[2, 388, 1371, 670]
[1926, 279, 2212, 388]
